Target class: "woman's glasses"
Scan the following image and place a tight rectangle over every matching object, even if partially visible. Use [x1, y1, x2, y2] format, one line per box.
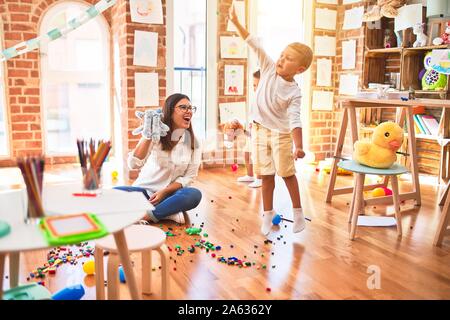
[176, 104, 197, 114]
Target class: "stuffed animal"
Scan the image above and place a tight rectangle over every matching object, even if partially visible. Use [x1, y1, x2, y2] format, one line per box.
[353, 122, 404, 169]
[433, 22, 450, 46]
[363, 0, 407, 22]
[413, 23, 428, 48]
[219, 119, 245, 148]
[132, 109, 170, 142]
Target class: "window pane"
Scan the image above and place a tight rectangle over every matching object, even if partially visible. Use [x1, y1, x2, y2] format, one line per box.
[41, 2, 110, 155]
[173, 0, 207, 139]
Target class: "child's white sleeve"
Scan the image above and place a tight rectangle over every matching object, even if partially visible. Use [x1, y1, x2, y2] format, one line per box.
[288, 95, 302, 130]
[245, 35, 273, 73]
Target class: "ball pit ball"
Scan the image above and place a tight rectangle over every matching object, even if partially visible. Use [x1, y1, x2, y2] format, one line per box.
[82, 260, 95, 275]
[231, 164, 238, 172]
[111, 170, 119, 179]
[272, 214, 282, 225]
[381, 186, 392, 196]
[371, 187, 385, 197]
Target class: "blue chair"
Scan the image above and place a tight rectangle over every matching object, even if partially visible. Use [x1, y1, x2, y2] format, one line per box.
[337, 160, 408, 240]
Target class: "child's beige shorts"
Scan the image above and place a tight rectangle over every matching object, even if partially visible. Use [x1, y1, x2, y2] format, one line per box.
[251, 122, 295, 177]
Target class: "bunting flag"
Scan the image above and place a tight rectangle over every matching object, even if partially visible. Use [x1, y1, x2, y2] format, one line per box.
[0, 0, 116, 62]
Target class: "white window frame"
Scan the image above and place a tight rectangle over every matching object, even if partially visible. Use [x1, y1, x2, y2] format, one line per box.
[0, 19, 10, 158]
[166, 0, 217, 146]
[39, 1, 112, 156]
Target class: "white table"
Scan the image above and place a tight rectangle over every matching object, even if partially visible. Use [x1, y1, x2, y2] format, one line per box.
[0, 183, 153, 300]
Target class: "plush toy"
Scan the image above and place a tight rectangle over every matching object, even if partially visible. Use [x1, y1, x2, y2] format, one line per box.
[413, 23, 428, 48]
[219, 119, 245, 148]
[363, 0, 407, 22]
[132, 109, 170, 142]
[432, 22, 450, 46]
[353, 122, 404, 169]
[422, 69, 448, 90]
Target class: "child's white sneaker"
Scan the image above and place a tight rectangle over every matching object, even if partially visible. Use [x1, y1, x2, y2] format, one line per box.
[261, 210, 274, 235]
[165, 212, 185, 224]
[237, 175, 255, 182]
[248, 179, 262, 188]
[293, 208, 306, 233]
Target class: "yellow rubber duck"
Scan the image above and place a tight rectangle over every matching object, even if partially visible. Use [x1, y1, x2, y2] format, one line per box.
[353, 122, 404, 169]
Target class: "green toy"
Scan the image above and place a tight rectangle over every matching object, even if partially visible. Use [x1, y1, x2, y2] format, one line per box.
[3, 283, 52, 300]
[185, 227, 202, 235]
[39, 213, 108, 246]
[424, 51, 433, 70]
[422, 69, 447, 90]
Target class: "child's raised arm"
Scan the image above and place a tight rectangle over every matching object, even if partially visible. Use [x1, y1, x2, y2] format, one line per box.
[228, 4, 249, 40]
[228, 4, 272, 73]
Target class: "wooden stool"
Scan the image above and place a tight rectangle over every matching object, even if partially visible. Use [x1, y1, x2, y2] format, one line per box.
[94, 225, 170, 300]
[338, 160, 408, 240]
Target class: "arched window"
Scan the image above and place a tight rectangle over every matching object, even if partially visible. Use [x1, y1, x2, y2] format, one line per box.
[40, 2, 111, 155]
[0, 21, 9, 157]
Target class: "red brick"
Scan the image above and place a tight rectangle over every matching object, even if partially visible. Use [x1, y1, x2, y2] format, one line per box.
[13, 132, 33, 140]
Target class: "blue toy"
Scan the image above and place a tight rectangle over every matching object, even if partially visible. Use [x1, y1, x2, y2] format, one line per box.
[119, 266, 126, 283]
[272, 214, 282, 225]
[51, 284, 85, 300]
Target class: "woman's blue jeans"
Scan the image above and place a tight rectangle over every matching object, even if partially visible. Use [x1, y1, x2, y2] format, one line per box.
[113, 186, 202, 221]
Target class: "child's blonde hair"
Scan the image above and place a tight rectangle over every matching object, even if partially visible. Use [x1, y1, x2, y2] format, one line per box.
[288, 42, 313, 70]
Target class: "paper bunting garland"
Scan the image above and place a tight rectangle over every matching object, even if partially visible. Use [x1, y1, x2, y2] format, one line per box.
[0, 0, 116, 62]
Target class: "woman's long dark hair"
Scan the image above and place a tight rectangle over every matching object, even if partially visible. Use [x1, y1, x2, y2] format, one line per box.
[160, 93, 196, 151]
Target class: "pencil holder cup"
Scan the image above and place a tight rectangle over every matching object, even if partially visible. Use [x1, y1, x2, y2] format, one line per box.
[82, 167, 102, 194]
[24, 187, 45, 225]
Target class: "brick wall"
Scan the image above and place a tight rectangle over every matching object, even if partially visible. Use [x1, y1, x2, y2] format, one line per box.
[0, 0, 167, 181]
[309, 0, 370, 160]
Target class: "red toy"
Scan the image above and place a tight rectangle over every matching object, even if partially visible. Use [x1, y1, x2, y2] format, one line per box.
[231, 163, 238, 172]
[433, 22, 450, 45]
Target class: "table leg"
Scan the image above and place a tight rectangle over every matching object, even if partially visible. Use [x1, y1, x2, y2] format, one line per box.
[326, 106, 349, 203]
[94, 247, 105, 300]
[439, 182, 450, 206]
[391, 175, 403, 237]
[350, 173, 365, 240]
[406, 107, 421, 206]
[434, 187, 450, 247]
[113, 230, 140, 300]
[348, 107, 358, 144]
[0, 253, 5, 300]
[9, 252, 19, 288]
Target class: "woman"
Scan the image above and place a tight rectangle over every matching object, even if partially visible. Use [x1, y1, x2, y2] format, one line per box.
[115, 93, 202, 224]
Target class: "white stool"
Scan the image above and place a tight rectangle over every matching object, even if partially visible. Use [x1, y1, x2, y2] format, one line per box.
[94, 225, 170, 300]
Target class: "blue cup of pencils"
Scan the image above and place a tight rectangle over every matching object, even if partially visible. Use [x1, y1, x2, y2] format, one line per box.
[77, 139, 111, 194]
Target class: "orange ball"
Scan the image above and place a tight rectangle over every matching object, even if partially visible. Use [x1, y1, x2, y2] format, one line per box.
[371, 187, 385, 197]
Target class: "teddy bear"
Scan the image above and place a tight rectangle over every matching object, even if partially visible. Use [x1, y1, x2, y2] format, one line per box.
[363, 0, 407, 22]
[353, 122, 404, 169]
[219, 119, 246, 148]
[433, 22, 450, 46]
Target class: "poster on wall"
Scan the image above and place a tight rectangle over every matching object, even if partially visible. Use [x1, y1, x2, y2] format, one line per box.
[343, 6, 364, 30]
[227, 0, 246, 32]
[130, 0, 163, 24]
[316, 58, 332, 87]
[220, 36, 247, 59]
[312, 91, 334, 111]
[338, 74, 359, 96]
[315, 8, 337, 30]
[224, 65, 244, 96]
[135, 72, 159, 107]
[219, 101, 246, 124]
[342, 40, 356, 70]
[314, 36, 336, 57]
[133, 30, 158, 67]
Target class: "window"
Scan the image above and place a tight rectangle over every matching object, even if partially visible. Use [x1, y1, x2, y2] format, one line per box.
[40, 2, 111, 155]
[0, 30, 8, 156]
[170, 0, 207, 139]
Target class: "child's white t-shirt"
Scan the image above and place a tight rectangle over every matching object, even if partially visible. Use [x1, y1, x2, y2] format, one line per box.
[246, 35, 302, 134]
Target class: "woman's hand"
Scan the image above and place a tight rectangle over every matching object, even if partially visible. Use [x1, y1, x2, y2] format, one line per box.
[149, 189, 168, 205]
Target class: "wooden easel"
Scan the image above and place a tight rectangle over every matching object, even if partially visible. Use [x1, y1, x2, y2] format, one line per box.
[326, 98, 422, 207]
[434, 182, 450, 246]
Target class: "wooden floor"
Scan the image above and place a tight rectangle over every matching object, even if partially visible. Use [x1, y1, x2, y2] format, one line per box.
[1, 163, 450, 300]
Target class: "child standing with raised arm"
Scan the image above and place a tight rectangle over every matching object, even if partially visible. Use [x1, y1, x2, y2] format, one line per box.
[228, 5, 313, 235]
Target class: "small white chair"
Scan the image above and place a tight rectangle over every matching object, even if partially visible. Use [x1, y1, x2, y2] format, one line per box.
[94, 225, 170, 300]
